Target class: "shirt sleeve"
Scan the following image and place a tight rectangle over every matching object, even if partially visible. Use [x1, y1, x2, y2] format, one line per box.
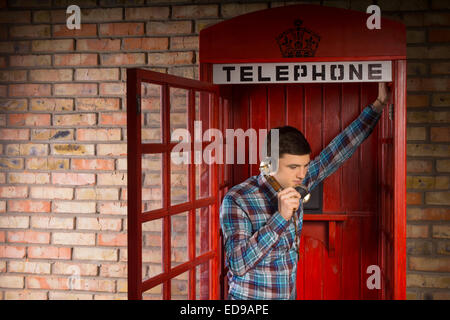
[303, 104, 382, 192]
[219, 194, 289, 277]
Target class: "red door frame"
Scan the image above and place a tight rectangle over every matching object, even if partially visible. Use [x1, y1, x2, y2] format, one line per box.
[199, 4, 406, 299]
[127, 68, 221, 300]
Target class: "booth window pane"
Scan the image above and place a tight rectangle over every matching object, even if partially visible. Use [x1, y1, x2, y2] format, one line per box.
[196, 162, 211, 200]
[171, 152, 189, 205]
[142, 153, 163, 212]
[171, 271, 189, 300]
[141, 82, 162, 144]
[170, 87, 189, 143]
[196, 207, 210, 257]
[196, 261, 210, 300]
[142, 219, 163, 282]
[171, 211, 188, 267]
[142, 284, 162, 300]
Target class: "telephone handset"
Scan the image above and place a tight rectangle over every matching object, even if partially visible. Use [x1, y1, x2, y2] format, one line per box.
[259, 157, 311, 203]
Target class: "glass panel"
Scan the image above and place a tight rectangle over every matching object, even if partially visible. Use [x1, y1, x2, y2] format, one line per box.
[142, 219, 163, 282]
[196, 207, 210, 257]
[171, 271, 189, 300]
[196, 162, 210, 200]
[171, 152, 189, 205]
[195, 91, 212, 199]
[141, 82, 162, 143]
[171, 212, 188, 267]
[196, 261, 210, 300]
[142, 153, 163, 212]
[142, 284, 162, 300]
[170, 87, 188, 143]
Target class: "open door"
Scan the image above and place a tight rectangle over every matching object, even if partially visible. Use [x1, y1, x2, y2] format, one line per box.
[127, 68, 223, 300]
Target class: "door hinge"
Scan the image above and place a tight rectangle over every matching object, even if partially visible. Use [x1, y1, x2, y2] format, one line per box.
[136, 95, 141, 114]
[389, 103, 393, 121]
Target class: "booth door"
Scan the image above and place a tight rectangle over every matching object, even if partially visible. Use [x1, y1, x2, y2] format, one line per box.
[127, 68, 225, 300]
[230, 82, 383, 300]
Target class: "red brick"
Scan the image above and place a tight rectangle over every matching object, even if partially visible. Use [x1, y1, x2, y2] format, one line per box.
[8, 172, 50, 184]
[52, 232, 95, 246]
[97, 233, 127, 246]
[26, 276, 69, 290]
[29, 69, 73, 82]
[8, 200, 51, 213]
[9, 84, 51, 97]
[8, 114, 51, 127]
[431, 127, 450, 142]
[32, 39, 74, 52]
[9, 55, 51, 67]
[0, 246, 26, 259]
[0, 70, 27, 82]
[7, 230, 50, 244]
[125, 7, 169, 20]
[77, 39, 120, 51]
[82, 8, 123, 22]
[429, 28, 450, 42]
[76, 128, 121, 141]
[0, 129, 29, 140]
[410, 256, 450, 272]
[75, 68, 119, 81]
[424, 13, 450, 26]
[0, 186, 27, 198]
[407, 160, 433, 173]
[51, 144, 95, 156]
[122, 38, 168, 51]
[408, 78, 450, 92]
[0, 99, 28, 112]
[97, 144, 126, 157]
[31, 98, 73, 111]
[99, 83, 126, 96]
[10, 25, 50, 38]
[27, 246, 71, 260]
[54, 83, 98, 96]
[407, 192, 422, 205]
[9, 0, 51, 8]
[147, 21, 192, 35]
[99, 23, 144, 36]
[30, 186, 73, 200]
[53, 23, 97, 37]
[170, 36, 199, 50]
[221, 3, 268, 18]
[172, 5, 218, 19]
[71, 159, 115, 170]
[53, 113, 96, 126]
[101, 53, 145, 65]
[54, 53, 98, 66]
[148, 52, 194, 66]
[76, 98, 120, 111]
[99, 112, 127, 126]
[0, 10, 31, 23]
[52, 172, 95, 186]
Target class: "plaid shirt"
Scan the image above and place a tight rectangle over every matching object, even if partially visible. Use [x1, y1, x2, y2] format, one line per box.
[220, 104, 382, 300]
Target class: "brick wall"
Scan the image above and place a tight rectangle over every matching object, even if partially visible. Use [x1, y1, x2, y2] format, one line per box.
[0, 0, 448, 300]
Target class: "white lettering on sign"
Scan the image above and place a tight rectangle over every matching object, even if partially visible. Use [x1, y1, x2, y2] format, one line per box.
[213, 61, 392, 84]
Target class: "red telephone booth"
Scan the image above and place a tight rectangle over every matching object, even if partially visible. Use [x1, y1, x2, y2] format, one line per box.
[127, 4, 407, 300]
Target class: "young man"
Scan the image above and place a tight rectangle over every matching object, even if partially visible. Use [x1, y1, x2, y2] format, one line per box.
[220, 83, 391, 300]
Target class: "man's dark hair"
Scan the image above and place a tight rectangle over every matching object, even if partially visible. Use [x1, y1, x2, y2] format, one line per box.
[266, 126, 311, 158]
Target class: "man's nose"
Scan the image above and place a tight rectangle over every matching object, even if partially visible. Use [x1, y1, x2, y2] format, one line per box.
[297, 168, 306, 179]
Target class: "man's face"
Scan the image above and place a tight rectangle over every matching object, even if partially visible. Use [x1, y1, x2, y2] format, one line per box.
[273, 153, 311, 189]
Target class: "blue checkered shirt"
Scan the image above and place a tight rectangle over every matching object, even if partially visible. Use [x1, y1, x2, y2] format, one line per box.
[220, 104, 382, 300]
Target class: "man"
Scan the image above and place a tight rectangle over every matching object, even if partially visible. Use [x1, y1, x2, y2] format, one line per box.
[219, 83, 391, 300]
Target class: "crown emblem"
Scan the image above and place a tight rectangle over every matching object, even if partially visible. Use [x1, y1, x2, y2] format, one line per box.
[276, 20, 321, 58]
